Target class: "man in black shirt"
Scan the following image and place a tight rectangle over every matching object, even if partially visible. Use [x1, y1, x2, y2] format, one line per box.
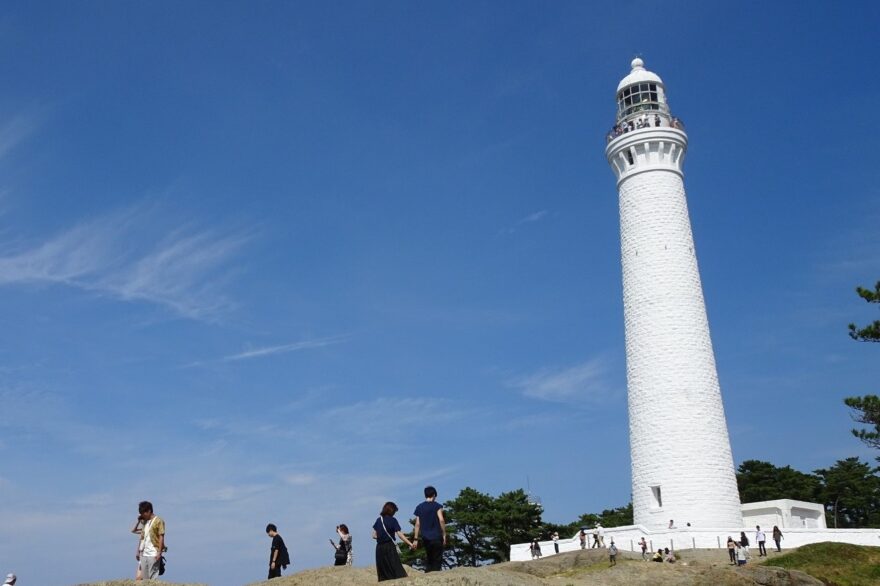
[412, 486, 446, 572]
[265, 523, 290, 579]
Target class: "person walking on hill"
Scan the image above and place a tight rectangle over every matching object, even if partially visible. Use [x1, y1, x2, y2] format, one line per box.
[596, 523, 605, 547]
[726, 536, 736, 564]
[755, 526, 767, 557]
[639, 536, 648, 560]
[579, 529, 586, 550]
[739, 531, 750, 556]
[608, 541, 618, 566]
[529, 538, 542, 560]
[136, 501, 165, 581]
[266, 523, 290, 579]
[772, 526, 783, 552]
[735, 541, 748, 566]
[552, 531, 559, 554]
[330, 524, 352, 566]
[372, 501, 414, 581]
[412, 486, 446, 572]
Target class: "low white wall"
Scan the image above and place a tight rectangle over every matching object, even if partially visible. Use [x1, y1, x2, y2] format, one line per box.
[510, 525, 880, 562]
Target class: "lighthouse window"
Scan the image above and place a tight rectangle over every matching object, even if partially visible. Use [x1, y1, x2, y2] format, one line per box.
[651, 485, 663, 509]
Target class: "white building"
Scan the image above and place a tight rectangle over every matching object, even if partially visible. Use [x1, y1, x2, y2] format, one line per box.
[605, 58, 743, 530]
[741, 499, 827, 530]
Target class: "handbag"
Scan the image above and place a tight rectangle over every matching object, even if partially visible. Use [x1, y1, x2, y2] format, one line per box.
[379, 516, 402, 555]
[334, 539, 348, 562]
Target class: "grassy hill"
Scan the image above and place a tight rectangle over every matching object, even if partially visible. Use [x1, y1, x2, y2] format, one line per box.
[759, 542, 880, 586]
[74, 544, 880, 586]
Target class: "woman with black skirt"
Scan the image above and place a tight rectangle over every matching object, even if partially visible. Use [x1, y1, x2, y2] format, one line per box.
[371, 502, 414, 581]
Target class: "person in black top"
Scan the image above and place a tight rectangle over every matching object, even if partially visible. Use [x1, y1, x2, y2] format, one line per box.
[371, 502, 414, 581]
[265, 524, 290, 579]
[412, 486, 446, 572]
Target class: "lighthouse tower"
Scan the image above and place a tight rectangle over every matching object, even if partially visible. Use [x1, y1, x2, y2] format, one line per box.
[605, 59, 742, 529]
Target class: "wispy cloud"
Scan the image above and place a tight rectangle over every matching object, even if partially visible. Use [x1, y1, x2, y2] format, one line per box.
[0, 113, 39, 161]
[508, 356, 616, 403]
[222, 334, 351, 361]
[0, 205, 249, 319]
[501, 209, 549, 235]
[184, 334, 351, 367]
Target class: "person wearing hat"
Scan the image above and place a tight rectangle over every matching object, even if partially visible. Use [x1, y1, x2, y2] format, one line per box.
[4, 573, 16, 585]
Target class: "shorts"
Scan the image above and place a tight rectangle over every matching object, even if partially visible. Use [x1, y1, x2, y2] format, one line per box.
[140, 555, 160, 579]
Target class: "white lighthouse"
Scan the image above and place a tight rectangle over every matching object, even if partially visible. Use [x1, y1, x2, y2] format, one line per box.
[606, 59, 743, 529]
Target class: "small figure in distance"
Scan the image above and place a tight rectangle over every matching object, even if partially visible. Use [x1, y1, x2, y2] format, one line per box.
[131, 515, 146, 579]
[596, 523, 605, 548]
[639, 536, 648, 560]
[735, 541, 748, 566]
[608, 540, 618, 566]
[3, 574, 16, 586]
[739, 531, 750, 556]
[529, 538, 542, 560]
[772, 525, 783, 552]
[591, 526, 599, 548]
[726, 536, 736, 565]
[372, 501, 414, 582]
[412, 486, 446, 572]
[330, 524, 352, 566]
[265, 523, 290, 579]
[579, 529, 587, 550]
[668, 519, 674, 529]
[551, 531, 559, 554]
[136, 501, 165, 581]
[652, 549, 663, 562]
[665, 548, 676, 563]
[755, 525, 767, 557]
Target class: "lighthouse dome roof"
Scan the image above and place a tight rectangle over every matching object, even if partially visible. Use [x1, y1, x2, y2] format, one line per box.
[617, 58, 663, 93]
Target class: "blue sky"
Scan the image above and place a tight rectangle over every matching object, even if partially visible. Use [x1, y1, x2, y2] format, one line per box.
[0, 2, 878, 585]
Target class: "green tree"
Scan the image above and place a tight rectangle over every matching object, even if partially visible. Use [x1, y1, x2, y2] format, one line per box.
[848, 281, 880, 342]
[844, 281, 879, 453]
[443, 487, 495, 567]
[485, 489, 543, 563]
[814, 457, 880, 528]
[845, 395, 880, 451]
[596, 503, 634, 527]
[736, 460, 821, 503]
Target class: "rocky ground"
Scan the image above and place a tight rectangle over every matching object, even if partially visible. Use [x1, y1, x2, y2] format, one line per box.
[77, 548, 823, 586]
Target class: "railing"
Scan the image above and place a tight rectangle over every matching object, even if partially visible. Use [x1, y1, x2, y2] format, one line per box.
[510, 523, 880, 562]
[606, 116, 685, 143]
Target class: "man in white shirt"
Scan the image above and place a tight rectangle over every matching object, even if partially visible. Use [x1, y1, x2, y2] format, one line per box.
[755, 526, 767, 557]
[137, 500, 166, 579]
